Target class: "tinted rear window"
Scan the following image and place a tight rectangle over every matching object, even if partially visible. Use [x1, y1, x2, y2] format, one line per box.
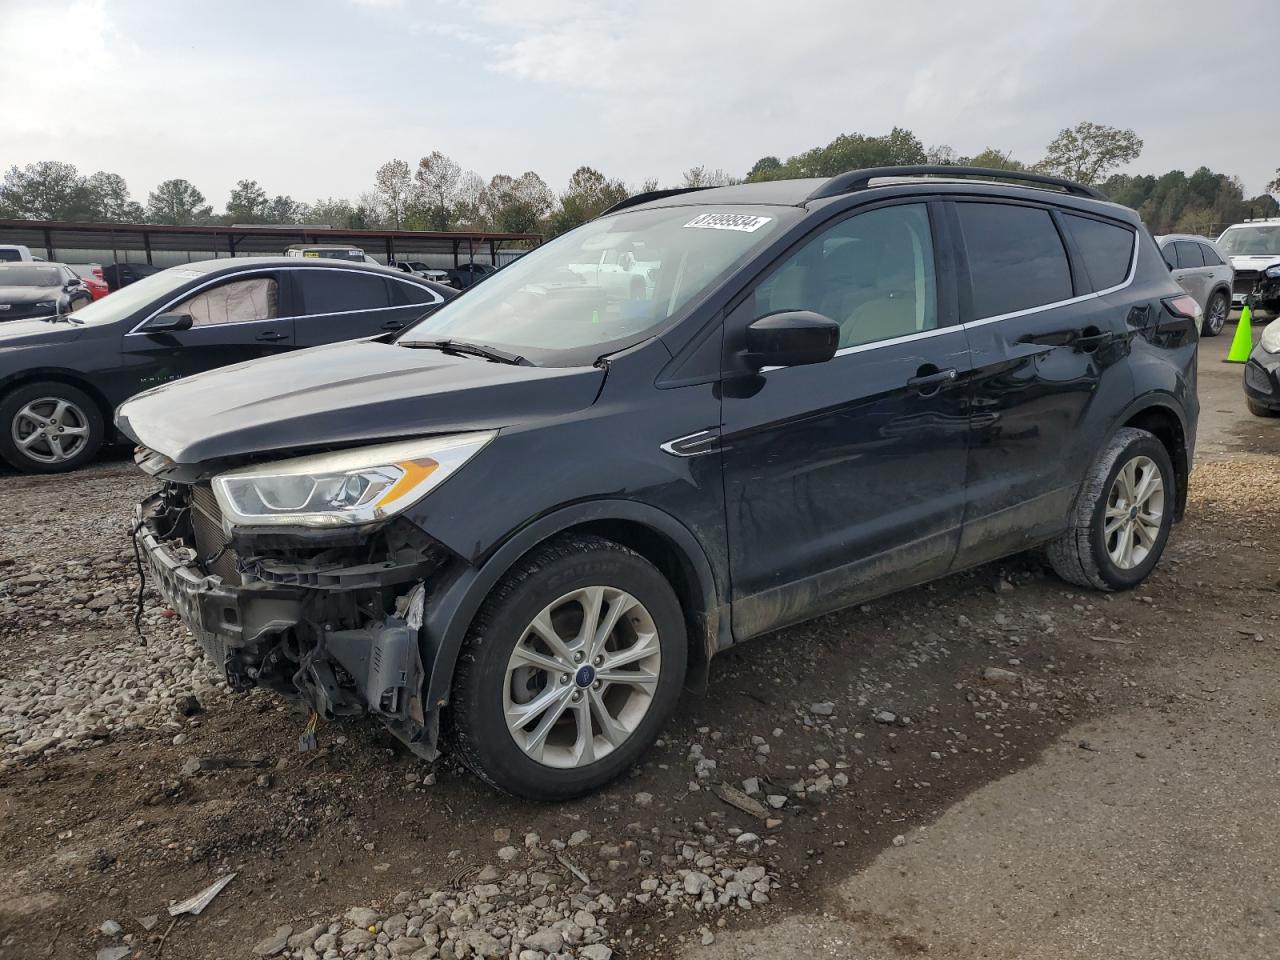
[1061, 214, 1134, 291]
[1175, 242, 1204, 269]
[1200, 243, 1224, 267]
[296, 269, 391, 313]
[956, 203, 1073, 318]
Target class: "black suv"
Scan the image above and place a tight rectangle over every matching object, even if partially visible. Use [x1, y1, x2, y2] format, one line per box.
[0, 257, 451, 473]
[123, 167, 1200, 799]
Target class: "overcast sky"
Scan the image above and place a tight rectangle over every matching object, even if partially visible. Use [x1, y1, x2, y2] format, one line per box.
[2, 0, 1276, 209]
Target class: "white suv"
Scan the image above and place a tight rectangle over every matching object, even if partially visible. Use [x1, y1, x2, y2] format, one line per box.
[1217, 219, 1280, 313]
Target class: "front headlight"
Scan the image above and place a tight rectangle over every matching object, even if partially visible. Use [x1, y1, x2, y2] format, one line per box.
[1261, 319, 1280, 355]
[1265, 264, 1280, 279]
[211, 431, 495, 528]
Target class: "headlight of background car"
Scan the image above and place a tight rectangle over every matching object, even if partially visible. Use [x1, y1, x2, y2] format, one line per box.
[212, 431, 495, 528]
[1265, 264, 1280, 279]
[1261, 319, 1280, 355]
[32, 300, 57, 313]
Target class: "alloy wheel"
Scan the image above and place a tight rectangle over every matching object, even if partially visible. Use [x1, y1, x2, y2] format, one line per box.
[1104, 455, 1164, 569]
[11, 397, 91, 465]
[504, 585, 661, 768]
[1206, 294, 1227, 335]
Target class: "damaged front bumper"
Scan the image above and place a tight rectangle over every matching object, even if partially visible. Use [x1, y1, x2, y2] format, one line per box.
[135, 489, 447, 759]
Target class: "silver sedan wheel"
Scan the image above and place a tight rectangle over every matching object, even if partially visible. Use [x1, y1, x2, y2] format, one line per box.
[1104, 455, 1164, 569]
[11, 397, 91, 464]
[504, 585, 661, 769]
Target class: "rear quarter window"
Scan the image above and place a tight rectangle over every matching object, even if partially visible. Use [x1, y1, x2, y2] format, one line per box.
[1061, 214, 1135, 291]
[1199, 243, 1224, 267]
[955, 202, 1073, 318]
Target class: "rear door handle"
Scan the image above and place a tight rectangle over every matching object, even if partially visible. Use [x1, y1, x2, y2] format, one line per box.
[1073, 326, 1114, 351]
[907, 366, 958, 395]
[255, 331, 288, 342]
[1018, 328, 1113, 351]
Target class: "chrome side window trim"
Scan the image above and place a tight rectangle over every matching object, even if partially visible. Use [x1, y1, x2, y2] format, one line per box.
[759, 228, 1140, 372]
[125, 265, 444, 336]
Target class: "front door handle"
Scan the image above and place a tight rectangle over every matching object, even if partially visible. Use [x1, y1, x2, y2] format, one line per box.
[381, 320, 406, 331]
[907, 365, 958, 396]
[256, 331, 288, 342]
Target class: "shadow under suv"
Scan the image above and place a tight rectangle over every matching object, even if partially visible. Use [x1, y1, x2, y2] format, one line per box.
[121, 166, 1200, 799]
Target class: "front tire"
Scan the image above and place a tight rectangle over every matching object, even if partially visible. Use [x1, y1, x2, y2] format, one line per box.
[1047, 427, 1175, 591]
[0, 381, 104, 474]
[447, 534, 687, 800]
[1200, 290, 1228, 337]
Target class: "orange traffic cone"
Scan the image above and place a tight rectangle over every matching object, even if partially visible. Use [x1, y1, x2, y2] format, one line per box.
[1225, 303, 1253, 363]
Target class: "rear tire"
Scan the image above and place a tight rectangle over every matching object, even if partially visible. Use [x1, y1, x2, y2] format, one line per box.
[1200, 290, 1228, 337]
[1247, 398, 1280, 418]
[0, 381, 104, 474]
[447, 534, 687, 800]
[1047, 428, 1175, 591]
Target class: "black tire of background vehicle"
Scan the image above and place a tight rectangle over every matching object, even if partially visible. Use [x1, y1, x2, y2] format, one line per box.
[0, 380, 105, 474]
[447, 534, 688, 800]
[1046, 427, 1175, 591]
[1247, 398, 1280, 418]
[1200, 290, 1228, 337]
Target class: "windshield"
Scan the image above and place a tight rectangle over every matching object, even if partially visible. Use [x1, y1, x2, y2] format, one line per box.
[0, 266, 62, 287]
[400, 205, 795, 365]
[1218, 225, 1280, 256]
[70, 266, 208, 326]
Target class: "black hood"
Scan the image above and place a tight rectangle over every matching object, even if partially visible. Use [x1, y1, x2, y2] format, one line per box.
[0, 284, 60, 305]
[0, 318, 84, 347]
[116, 338, 605, 464]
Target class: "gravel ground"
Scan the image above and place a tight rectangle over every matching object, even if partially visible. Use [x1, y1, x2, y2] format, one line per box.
[0, 329, 1277, 960]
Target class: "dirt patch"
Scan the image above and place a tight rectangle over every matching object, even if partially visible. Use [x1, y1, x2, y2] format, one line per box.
[1, 443, 1278, 959]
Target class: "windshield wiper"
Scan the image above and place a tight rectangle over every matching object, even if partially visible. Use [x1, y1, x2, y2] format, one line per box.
[402, 338, 530, 366]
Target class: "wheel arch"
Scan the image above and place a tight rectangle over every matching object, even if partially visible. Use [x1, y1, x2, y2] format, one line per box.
[1116, 398, 1190, 521]
[421, 499, 728, 713]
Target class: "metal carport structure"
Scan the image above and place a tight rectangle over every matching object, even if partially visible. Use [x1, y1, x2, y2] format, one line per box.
[0, 219, 542, 268]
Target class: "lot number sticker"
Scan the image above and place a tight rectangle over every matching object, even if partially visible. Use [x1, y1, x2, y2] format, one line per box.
[683, 213, 773, 233]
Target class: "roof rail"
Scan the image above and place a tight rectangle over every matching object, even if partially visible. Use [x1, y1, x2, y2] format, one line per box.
[805, 165, 1108, 203]
[601, 186, 713, 216]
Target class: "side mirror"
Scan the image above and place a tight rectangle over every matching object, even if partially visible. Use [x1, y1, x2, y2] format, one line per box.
[142, 312, 193, 333]
[64, 279, 80, 290]
[744, 311, 840, 369]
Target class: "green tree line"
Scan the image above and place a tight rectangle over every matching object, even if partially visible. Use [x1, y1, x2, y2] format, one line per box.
[2, 122, 1276, 238]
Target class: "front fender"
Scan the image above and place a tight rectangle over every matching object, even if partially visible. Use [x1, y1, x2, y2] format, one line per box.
[419, 498, 726, 712]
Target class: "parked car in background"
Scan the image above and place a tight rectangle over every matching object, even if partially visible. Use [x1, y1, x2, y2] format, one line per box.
[1217, 219, 1280, 314]
[1156, 235, 1233, 336]
[448, 261, 498, 288]
[0, 263, 92, 322]
[0, 245, 35, 263]
[394, 260, 452, 285]
[102, 262, 162, 292]
[68, 264, 109, 300]
[0, 258, 453, 473]
[285, 244, 368, 262]
[121, 166, 1198, 800]
[1244, 318, 1280, 417]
